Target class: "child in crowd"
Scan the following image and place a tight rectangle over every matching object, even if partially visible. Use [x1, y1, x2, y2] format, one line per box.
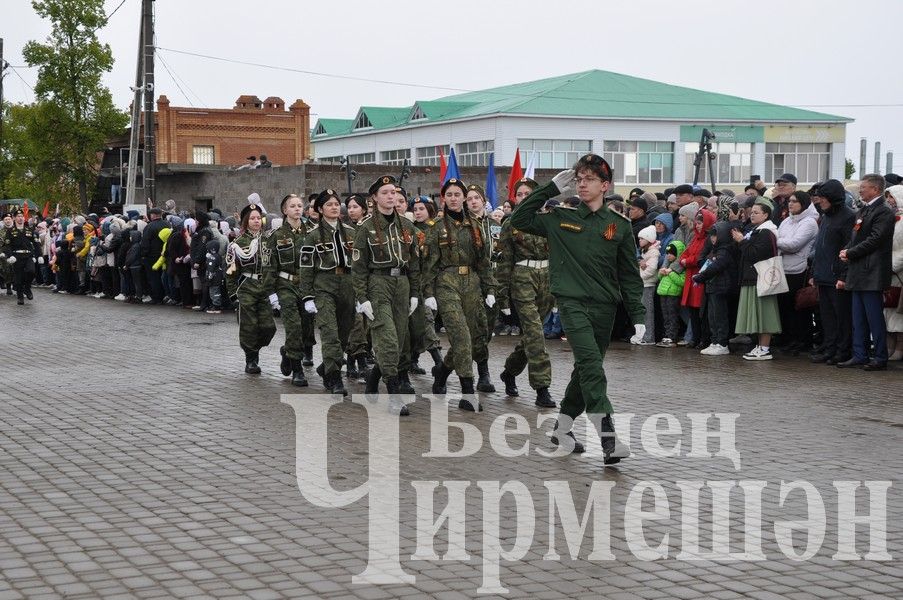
[204, 239, 224, 314]
[656, 241, 686, 347]
[633, 225, 660, 345]
[693, 222, 738, 355]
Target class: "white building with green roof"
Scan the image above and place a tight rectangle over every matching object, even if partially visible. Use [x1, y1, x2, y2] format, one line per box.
[311, 70, 852, 188]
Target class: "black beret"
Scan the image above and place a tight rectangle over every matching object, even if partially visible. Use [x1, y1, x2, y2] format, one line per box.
[240, 203, 263, 222]
[673, 184, 694, 195]
[441, 178, 467, 196]
[314, 189, 341, 212]
[395, 186, 407, 199]
[369, 175, 397, 196]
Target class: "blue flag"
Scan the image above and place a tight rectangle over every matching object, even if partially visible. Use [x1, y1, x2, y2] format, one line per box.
[485, 153, 498, 209]
[443, 148, 461, 184]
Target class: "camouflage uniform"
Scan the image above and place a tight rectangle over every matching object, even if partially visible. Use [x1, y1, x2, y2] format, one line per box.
[497, 219, 554, 389]
[267, 219, 309, 366]
[351, 210, 420, 384]
[345, 219, 370, 373]
[299, 218, 356, 380]
[411, 220, 441, 355]
[422, 210, 496, 378]
[226, 230, 277, 363]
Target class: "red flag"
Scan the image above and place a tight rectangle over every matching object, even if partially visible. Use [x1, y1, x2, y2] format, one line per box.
[42, 202, 50, 219]
[438, 146, 447, 184]
[23, 203, 30, 221]
[507, 148, 524, 201]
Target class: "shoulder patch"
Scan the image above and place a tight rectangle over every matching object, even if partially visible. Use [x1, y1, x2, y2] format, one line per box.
[559, 222, 583, 233]
[306, 224, 320, 234]
[427, 219, 436, 227]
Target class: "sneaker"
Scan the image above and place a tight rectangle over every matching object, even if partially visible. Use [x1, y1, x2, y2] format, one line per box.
[742, 346, 773, 361]
[730, 334, 752, 345]
[560, 334, 567, 341]
[702, 343, 730, 356]
[191, 305, 204, 311]
[638, 339, 656, 346]
[114, 293, 126, 301]
[656, 338, 676, 348]
[206, 309, 221, 314]
[57, 290, 67, 295]
[142, 295, 152, 304]
[677, 339, 689, 346]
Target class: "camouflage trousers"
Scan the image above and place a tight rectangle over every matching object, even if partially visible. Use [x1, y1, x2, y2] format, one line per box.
[276, 282, 306, 360]
[367, 274, 410, 379]
[556, 296, 616, 417]
[346, 314, 369, 358]
[503, 266, 554, 389]
[236, 278, 277, 354]
[436, 270, 488, 378]
[314, 273, 356, 376]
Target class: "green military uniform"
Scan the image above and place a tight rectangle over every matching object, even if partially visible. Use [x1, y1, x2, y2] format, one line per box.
[497, 219, 555, 394]
[267, 216, 309, 383]
[344, 216, 370, 378]
[351, 178, 421, 393]
[411, 219, 441, 356]
[508, 175, 643, 435]
[226, 208, 277, 372]
[299, 215, 357, 392]
[422, 184, 497, 396]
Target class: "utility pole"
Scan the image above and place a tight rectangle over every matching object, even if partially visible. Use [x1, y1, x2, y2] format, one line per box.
[124, 16, 143, 208]
[141, 0, 156, 209]
[1, 38, 7, 198]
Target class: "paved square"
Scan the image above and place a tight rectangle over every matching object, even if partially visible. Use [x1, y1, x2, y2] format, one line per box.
[2, 290, 901, 599]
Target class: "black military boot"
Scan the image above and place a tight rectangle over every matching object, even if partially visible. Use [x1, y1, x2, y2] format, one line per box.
[410, 354, 426, 375]
[551, 419, 585, 454]
[428, 347, 443, 367]
[499, 370, 519, 397]
[329, 372, 348, 396]
[458, 377, 482, 412]
[431, 361, 452, 394]
[365, 364, 382, 394]
[346, 354, 358, 379]
[385, 376, 410, 416]
[316, 363, 327, 387]
[398, 370, 416, 394]
[356, 355, 369, 379]
[534, 387, 556, 408]
[291, 359, 308, 387]
[599, 414, 627, 465]
[244, 351, 261, 374]
[476, 360, 496, 393]
[302, 346, 314, 367]
[279, 346, 291, 376]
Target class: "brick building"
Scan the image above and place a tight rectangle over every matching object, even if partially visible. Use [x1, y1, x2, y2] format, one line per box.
[155, 94, 311, 167]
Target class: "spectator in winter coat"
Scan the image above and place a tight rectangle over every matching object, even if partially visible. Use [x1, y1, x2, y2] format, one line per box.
[674, 203, 698, 247]
[629, 197, 651, 243]
[656, 240, 686, 347]
[679, 208, 716, 347]
[694, 222, 738, 355]
[774, 191, 819, 353]
[634, 225, 660, 345]
[652, 213, 674, 268]
[882, 185, 903, 361]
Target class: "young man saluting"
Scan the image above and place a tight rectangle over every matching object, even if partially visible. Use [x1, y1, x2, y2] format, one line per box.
[508, 154, 644, 465]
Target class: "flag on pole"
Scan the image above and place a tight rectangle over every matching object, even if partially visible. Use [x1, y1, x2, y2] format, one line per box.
[438, 146, 448, 184]
[443, 148, 461, 184]
[54, 203, 60, 218]
[507, 148, 524, 201]
[485, 153, 498, 209]
[23, 203, 30, 221]
[42, 202, 50, 219]
[524, 149, 537, 179]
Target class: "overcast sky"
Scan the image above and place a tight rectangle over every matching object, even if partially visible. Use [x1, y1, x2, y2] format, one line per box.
[5, 0, 902, 175]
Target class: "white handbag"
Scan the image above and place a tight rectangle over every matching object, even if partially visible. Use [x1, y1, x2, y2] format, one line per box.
[753, 234, 788, 297]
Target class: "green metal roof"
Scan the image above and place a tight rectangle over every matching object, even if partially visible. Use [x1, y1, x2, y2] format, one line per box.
[313, 69, 850, 139]
[313, 118, 354, 136]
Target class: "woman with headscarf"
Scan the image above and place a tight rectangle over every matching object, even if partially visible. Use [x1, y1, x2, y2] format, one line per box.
[226, 203, 276, 374]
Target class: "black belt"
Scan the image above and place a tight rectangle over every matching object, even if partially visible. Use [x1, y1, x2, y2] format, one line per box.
[371, 266, 407, 276]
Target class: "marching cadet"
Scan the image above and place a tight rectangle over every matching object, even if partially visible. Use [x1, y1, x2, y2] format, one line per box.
[497, 178, 558, 408]
[226, 203, 277, 374]
[268, 194, 309, 387]
[424, 178, 497, 412]
[300, 189, 357, 396]
[344, 194, 371, 381]
[1, 209, 41, 305]
[408, 195, 444, 373]
[1, 212, 16, 295]
[508, 154, 644, 465]
[465, 184, 501, 393]
[351, 175, 421, 414]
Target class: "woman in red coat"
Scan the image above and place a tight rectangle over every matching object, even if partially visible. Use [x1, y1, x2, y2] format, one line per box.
[680, 208, 716, 348]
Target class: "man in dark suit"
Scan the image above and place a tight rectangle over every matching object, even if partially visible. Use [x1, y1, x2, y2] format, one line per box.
[837, 174, 895, 371]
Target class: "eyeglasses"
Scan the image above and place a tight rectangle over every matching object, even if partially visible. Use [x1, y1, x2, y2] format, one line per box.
[575, 177, 601, 185]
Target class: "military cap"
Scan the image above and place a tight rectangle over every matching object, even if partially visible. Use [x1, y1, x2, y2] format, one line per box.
[1, 212, 11, 220]
[240, 203, 263, 222]
[574, 153, 614, 182]
[369, 175, 397, 196]
[441, 178, 467, 196]
[466, 183, 486, 198]
[314, 189, 341, 212]
[280, 193, 301, 210]
[395, 185, 407, 199]
[514, 177, 538, 192]
[11, 208, 23, 217]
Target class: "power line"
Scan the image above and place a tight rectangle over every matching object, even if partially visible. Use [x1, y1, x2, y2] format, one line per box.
[9, 66, 34, 92]
[156, 46, 903, 110]
[105, 0, 129, 22]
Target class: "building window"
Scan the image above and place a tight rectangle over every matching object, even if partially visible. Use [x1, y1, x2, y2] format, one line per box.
[410, 105, 426, 121]
[684, 142, 751, 185]
[347, 153, 376, 164]
[317, 155, 343, 163]
[353, 112, 372, 130]
[416, 145, 450, 166]
[380, 148, 411, 166]
[192, 145, 215, 165]
[765, 143, 830, 184]
[456, 140, 494, 167]
[313, 123, 327, 136]
[603, 141, 674, 184]
[518, 139, 591, 170]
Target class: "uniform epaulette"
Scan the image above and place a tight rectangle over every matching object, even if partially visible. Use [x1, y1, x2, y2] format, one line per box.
[426, 219, 436, 227]
[552, 204, 578, 211]
[263, 228, 278, 238]
[306, 223, 320, 234]
[360, 214, 373, 224]
[608, 206, 631, 221]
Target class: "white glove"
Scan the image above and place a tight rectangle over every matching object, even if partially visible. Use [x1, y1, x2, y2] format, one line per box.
[357, 300, 374, 321]
[6, 256, 16, 264]
[408, 297, 418, 315]
[501, 308, 511, 316]
[630, 324, 646, 344]
[38, 257, 45, 265]
[552, 169, 576, 193]
[424, 297, 438, 311]
[268, 292, 280, 309]
[304, 299, 317, 314]
[0, 253, 5, 259]
[485, 294, 496, 308]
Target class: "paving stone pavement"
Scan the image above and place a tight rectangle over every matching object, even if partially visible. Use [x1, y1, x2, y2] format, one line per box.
[1, 289, 902, 599]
